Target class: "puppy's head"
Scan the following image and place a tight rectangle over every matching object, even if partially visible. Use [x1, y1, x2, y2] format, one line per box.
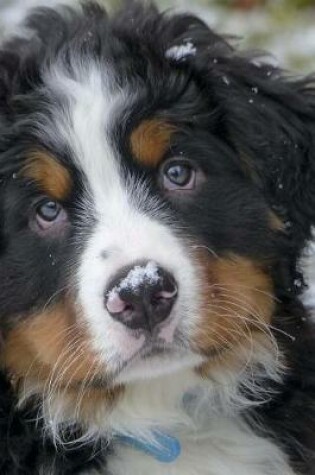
[0, 1, 314, 431]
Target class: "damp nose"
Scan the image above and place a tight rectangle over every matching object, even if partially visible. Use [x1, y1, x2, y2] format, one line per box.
[105, 261, 178, 331]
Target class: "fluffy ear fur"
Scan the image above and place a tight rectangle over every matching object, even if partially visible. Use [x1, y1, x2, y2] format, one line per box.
[1, 3, 315, 244]
[0, 1, 109, 109]
[0, 3, 314, 473]
[141, 5, 315, 250]
[112, 0, 315, 252]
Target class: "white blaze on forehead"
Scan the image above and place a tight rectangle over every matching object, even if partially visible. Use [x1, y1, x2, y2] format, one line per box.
[44, 63, 126, 198]
[43, 60, 201, 378]
[44, 62, 160, 216]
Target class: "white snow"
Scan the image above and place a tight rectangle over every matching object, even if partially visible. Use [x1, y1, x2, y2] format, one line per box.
[107, 261, 160, 301]
[159, 0, 315, 73]
[165, 41, 197, 61]
[222, 75, 230, 86]
[302, 235, 315, 315]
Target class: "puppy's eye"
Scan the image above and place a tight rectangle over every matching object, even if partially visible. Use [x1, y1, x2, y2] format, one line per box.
[37, 200, 61, 222]
[163, 161, 196, 191]
[33, 199, 68, 235]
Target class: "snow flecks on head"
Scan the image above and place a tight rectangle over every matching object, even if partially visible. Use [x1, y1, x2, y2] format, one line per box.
[222, 75, 230, 86]
[107, 261, 160, 301]
[165, 41, 197, 61]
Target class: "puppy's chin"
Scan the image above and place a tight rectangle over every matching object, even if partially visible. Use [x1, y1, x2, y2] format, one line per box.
[115, 347, 204, 384]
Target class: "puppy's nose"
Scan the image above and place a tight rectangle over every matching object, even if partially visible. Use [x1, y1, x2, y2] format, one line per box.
[105, 261, 177, 331]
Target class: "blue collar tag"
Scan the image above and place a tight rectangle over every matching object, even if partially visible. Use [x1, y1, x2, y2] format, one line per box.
[116, 431, 181, 463]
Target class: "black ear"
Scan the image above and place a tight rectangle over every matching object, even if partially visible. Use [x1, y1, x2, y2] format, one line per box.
[162, 12, 315, 249]
[0, 16, 45, 172]
[0, 4, 90, 120]
[0, 49, 20, 115]
[0, 24, 42, 118]
[223, 70, 315, 247]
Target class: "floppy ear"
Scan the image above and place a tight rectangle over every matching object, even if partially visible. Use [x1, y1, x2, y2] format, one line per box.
[214, 60, 315, 247]
[0, 29, 41, 124]
[0, 49, 23, 177]
[0, 51, 20, 119]
[162, 13, 315, 249]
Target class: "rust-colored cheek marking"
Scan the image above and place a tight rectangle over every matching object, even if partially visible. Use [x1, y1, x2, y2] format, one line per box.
[130, 119, 176, 167]
[2, 305, 98, 384]
[193, 253, 275, 358]
[1, 305, 123, 416]
[22, 151, 72, 200]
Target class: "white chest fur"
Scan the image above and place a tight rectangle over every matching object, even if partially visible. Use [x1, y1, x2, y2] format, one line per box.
[106, 418, 294, 475]
[86, 368, 295, 475]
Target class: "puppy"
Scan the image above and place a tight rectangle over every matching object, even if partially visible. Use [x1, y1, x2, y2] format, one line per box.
[0, 2, 314, 474]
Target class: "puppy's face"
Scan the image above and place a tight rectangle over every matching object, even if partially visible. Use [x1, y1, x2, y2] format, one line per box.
[0, 3, 307, 424]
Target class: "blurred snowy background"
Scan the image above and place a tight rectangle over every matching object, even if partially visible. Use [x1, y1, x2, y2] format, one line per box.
[3, 0, 315, 72]
[1, 0, 315, 304]
[161, 0, 315, 73]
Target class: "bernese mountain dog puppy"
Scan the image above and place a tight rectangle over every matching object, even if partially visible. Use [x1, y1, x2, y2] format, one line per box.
[0, 1, 315, 474]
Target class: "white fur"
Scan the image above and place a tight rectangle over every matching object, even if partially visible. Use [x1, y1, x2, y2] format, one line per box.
[1, 13, 295, 471]
[42, 61, 202, 382]
[107, 421, 293, 475]
[104, 347, 290, 475]
[39, 339, 291, 474]
[302, 232, 315, 313]
[31, 58, 293, 475]
[0, 2, 303, 474]
[97, 342, 282, 434]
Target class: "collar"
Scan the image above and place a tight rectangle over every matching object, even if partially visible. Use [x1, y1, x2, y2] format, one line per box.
[116, 431, 181, 463]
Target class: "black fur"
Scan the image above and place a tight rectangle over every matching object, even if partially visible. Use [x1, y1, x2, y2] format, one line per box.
[0, 372, 107, 474]
[0, 1, 314, 473]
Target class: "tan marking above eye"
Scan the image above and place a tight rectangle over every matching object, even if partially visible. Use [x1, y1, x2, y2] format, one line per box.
[21, 150, 72, 200]
[130, 119, 176, 167]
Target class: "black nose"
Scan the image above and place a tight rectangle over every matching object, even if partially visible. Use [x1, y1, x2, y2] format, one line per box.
[105, 261, 177, 331]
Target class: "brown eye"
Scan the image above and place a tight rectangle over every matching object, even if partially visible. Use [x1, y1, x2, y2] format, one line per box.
[33, 199, 68, 235]
[162, 160, 196, 191]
